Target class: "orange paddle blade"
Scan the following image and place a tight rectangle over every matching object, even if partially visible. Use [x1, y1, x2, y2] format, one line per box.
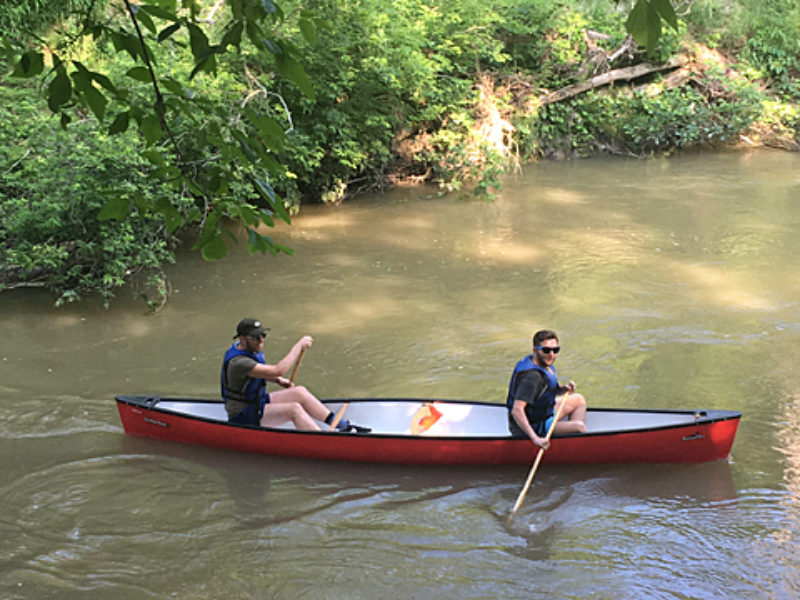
[410, 403, 443, 435]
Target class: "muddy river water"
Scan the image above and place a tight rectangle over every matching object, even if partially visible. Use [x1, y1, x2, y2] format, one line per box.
[1, 150, 799, 598]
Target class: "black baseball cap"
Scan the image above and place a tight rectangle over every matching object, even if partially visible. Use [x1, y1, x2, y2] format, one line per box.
[234, 318, 269, 339]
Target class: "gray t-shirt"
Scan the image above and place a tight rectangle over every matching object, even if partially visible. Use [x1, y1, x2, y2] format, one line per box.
[224, 354, 259, 417]
[513, 369, 546, 404]
[508, 369, 548, 437]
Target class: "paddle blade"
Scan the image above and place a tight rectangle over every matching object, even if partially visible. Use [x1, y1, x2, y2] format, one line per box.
[410, 403, 443, 435]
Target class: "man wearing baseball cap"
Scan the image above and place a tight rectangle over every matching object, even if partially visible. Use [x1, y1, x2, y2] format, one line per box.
[221, 318, 367, 432]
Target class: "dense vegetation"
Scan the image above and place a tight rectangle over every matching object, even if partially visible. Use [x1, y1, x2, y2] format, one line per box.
[1, 0, 798, 306]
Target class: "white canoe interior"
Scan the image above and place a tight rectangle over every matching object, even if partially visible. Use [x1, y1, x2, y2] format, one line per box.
[154, 399, 704, 437]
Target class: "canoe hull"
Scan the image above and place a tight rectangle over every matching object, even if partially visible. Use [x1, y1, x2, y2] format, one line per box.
[115, 396, 740, 465]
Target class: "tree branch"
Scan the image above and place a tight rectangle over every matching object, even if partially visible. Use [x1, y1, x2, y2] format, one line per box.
[123, 0, 183, 162]
[538, 55, 690, 106]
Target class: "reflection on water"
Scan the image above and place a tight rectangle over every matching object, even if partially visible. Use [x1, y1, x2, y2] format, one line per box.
[2, 150, 800, 598]
[0, 436, 764, 599]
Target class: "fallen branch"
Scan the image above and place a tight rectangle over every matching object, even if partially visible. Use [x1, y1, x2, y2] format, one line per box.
[633, 65, 694, 93]
[539, 54, 690, 106]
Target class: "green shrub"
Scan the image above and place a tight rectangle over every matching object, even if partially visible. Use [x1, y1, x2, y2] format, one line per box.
[0, 81, 184, 306]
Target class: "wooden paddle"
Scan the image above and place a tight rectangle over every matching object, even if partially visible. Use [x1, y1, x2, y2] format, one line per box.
[509, 393, 570, 516]
[329, 402, 350, 431]
[288, 348, 306, 384]
[285, 347, 348, 431]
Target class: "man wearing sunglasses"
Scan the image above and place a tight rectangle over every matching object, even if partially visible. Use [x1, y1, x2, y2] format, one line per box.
[507, 329, 587, 449]
[221, 318, 365, 432]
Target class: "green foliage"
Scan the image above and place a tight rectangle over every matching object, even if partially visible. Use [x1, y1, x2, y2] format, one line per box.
[625, 0, 679, 52]
[514, 58, 765, 159]
[0, 82, 182, 305]
[739, 2, 800, 99]
[684, 0, 748, 49]
[0, 0, 96, 39]
[264, 0, 523, 200]
[2, 0, 315, 265]
[614, 86, 749, 153]
[495, 1, 562, 71]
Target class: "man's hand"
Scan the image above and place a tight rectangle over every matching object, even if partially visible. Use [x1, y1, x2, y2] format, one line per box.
[532, 435, 550, 451]
[275, 376, 293, 388]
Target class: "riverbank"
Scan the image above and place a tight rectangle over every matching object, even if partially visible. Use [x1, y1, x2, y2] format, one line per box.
[1, 0, 798, 306]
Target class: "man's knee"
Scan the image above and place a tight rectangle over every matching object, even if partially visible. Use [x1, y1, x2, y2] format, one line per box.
[570, 393, 587, 408]
[562, 420, 587, 434]
[288, 402, 305, 417]
[292, 385, 312, 399]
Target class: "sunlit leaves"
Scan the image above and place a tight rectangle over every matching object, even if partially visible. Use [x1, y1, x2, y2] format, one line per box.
[9, 0, 318, 276]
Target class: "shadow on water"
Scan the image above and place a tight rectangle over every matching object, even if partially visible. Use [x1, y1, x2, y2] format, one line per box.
[499, 459, 739, 566]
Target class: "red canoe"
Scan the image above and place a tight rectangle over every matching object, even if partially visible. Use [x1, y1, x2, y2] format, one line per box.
[115, 396, 740, 465]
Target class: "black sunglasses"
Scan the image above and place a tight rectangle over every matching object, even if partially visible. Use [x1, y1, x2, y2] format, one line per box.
[535, 345, 560, 354]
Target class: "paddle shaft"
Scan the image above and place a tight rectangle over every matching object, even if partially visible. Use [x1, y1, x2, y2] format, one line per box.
[510, 393, 570, 515]
[284, 346, 348, 431]
[289, 348, 306, 383]
[329, 402, 350, 431]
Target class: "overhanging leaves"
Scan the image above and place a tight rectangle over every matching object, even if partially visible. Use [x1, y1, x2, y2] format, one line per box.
[247, 229, 293, 256]
[13, 51, 44, 77]
[200, 235, 230, 261]
[275, 54, 316, 101]
[98, 197, 131, 221]
[82, 84, 108, 121]
[108, 111, 130, 134]
[626, 0, 678, 52]
[156, 198, 182, 234]
[298, 18, 318, 46]
[187, 22, 210, 60]
[47, 67, 72, 112]
[652, 0, 678, 31]
[252, 176, 291, 224]
[126, 66, 152, 82]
